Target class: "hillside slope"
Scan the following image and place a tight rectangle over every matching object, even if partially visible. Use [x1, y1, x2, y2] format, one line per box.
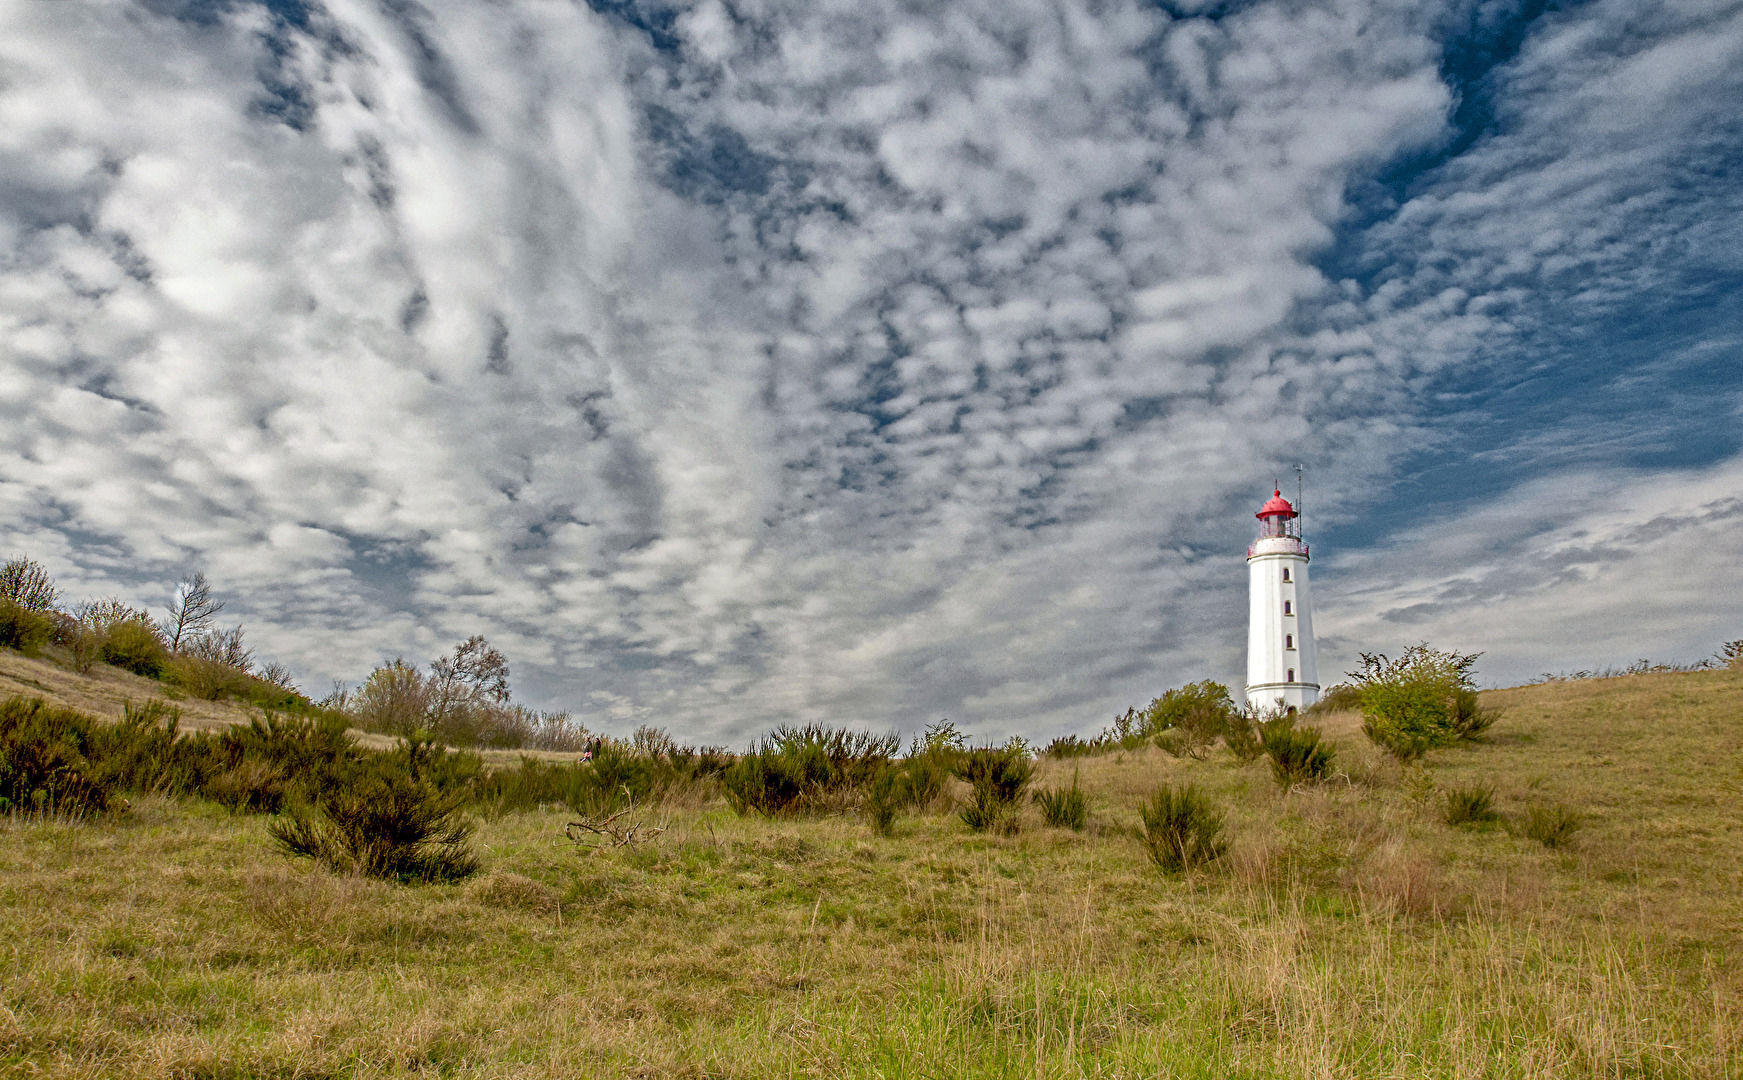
[0, 648, 264, 733]
[1, 665, 1739, 1077]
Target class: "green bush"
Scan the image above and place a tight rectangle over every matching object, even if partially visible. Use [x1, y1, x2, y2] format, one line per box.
[724, 725, 898, 817]
[1139, 783, 1228, 872]
[0, 697, 219, 817]
[1261, 718, 1335, 790]
[164, 654, 254, 700]
[1144, 681, 1240, 759]
[1223, 711, 1265, 763]
[0, 697, 118, 818]
[864, 766, 905, 836]
[1304, 682, 1361, 715]
[100, 620, 169, 678]
[1034, 770, 1088, 831]
[269, 757, 479, 883]
[1522, 806, 1583, 849]
[0, 599, 54, 654]
[1443, 785, 1500, 827]
[1042, 734, 1116, 758]
[954, 746, 1034, 834]
[1352, 644, 1497, 761]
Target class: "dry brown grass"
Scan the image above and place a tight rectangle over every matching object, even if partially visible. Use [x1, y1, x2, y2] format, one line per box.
[1, 668, 1740, 1076]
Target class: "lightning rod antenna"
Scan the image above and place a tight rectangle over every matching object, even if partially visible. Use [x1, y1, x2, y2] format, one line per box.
[1294, 464, 1304, 523]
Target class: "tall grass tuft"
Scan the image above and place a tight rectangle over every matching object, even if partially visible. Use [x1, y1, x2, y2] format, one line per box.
[1442, 784, 1499, 827]
[1138, 783, 1227, 872]
[1034, 770, 1088, 831]
[1261, 718, 1335, 790]
[1522, 805, 1583, 849]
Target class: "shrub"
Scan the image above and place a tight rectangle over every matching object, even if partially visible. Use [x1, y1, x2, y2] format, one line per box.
[954, 746, 1034, 834]
[1443, 785, 1499, 827]
[1043, 734, 1115, 758]
[100, 619, 169, 678]
[1351, 644, 1496, 761]
[0, 556, 59, 612]
[269, 757, 479, 883]
[1723, 639, 1743, 671]
[88, 700, 222, 797]
[865, 766, 904, 836]
[209, 711, 357, 812]
[1261, 718, 1335, 790]
[1522, 806, 1583, 849]
[1223, 711, 1265, 763]
[564, 739, 666, 817]
[0, 697, 117, 818]
[1034, 770, 1088, 831]
[165, 654, 256, 701]
[352, 659, 431, 736]
[0, 599, 54, 654]
[1305, 682, 1361, 715]
[724, 725, 898, 817]
[1139, 783, 1228, 872]
[1144, 681, 1240, 759]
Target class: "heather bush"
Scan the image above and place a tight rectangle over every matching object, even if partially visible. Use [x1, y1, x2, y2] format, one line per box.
[1043, 733, 1115, 758]
[165, 653, 256, 701]
[1139, 783, 1228, 872]
[864, 765, 905, 836]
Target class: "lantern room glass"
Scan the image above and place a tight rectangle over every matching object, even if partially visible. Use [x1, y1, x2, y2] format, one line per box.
[1258, 513, 1300, 539]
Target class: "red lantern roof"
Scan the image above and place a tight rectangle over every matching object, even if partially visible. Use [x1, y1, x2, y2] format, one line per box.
[1256, 490, 1297, 519]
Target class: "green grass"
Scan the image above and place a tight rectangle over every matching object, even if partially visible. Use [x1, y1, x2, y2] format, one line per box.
[2, 668, 1741, 1077]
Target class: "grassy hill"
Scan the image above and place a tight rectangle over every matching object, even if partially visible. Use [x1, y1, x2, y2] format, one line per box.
[2, 668, 1740, 1078]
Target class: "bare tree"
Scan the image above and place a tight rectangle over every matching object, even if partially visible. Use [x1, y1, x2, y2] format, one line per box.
[164, 572, 223, 653]
[257, 661, 297, 691]
[184, 625, 254, 672]
[431, 636, 511, 703]
[0, 556, 59, 612]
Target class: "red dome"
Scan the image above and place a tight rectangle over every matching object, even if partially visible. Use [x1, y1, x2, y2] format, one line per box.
[1256, 490, 1297, 519]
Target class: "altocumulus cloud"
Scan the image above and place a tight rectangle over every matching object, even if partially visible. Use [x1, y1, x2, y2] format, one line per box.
[0, 0, 1739, 742]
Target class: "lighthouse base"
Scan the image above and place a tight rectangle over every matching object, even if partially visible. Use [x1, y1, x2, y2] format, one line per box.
[1245, 682, 1321, 714]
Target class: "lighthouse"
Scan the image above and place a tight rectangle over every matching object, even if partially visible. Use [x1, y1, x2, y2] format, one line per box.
[1246, 489, 1319, 712]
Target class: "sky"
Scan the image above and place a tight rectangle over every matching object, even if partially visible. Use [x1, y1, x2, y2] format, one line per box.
[1, 0, 1739, 744]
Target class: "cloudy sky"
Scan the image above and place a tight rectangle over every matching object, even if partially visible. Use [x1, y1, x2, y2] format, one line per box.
[2, 0, 1739, 743]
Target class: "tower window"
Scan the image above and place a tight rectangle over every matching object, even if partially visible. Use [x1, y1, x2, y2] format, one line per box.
[1287, 668, 1295, 683]
[1282, 568, 1290, 582]
[1283, 601, 1292, 615]
[1285, 634, 1293, 649]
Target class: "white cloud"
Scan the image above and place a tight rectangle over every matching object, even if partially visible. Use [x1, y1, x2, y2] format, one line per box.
[0, 0, 1738, 743]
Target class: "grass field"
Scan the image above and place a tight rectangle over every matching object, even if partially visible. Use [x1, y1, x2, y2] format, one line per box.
[3, 668, 1741, 1078]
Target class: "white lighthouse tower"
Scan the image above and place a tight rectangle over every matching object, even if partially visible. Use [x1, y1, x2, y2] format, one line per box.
[1246, 488, 1319, 712]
